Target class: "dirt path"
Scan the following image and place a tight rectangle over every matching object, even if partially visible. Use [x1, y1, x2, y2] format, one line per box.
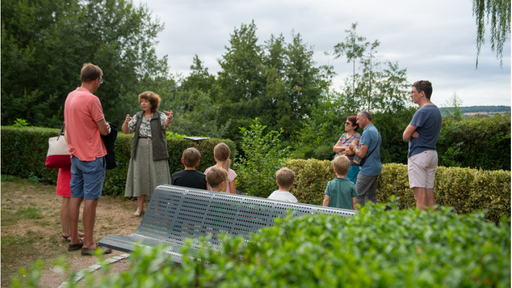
[38, 251, 132, 287]
[1, 179, 142, 287]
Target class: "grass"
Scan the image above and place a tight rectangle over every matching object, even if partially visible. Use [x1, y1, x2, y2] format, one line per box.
[1, 175, 142, 287]
[1, 178, 66, 286]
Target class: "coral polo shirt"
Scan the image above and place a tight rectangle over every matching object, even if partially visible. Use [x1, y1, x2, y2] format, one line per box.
[64, 87, 106, 161]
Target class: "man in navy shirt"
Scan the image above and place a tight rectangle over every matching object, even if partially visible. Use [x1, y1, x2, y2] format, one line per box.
[349, 111, 382, 206]
[403, 80, 442, 211]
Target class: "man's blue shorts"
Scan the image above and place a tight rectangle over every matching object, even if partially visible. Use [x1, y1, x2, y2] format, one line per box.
[70, 156, 106, 200]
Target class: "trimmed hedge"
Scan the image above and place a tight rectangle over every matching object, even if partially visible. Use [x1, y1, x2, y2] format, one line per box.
[20, 204, 510, 287]
[285, 159, 511, 222]
[1, 126, 235, 196]
[437, 114, 511, 171]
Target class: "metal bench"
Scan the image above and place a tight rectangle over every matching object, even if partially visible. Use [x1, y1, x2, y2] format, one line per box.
[99, 184, 356, 263]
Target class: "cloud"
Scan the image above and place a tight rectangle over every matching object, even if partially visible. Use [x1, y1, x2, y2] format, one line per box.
[140, 0, 511, 106]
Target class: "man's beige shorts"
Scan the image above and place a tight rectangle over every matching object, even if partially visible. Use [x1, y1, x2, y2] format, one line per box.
[408, 150, 438, 189]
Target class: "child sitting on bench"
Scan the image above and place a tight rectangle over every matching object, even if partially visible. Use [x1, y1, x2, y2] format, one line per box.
[171, 147, 207, 190]
[205, 167, 228, 193]
[267, 168, 298, 203]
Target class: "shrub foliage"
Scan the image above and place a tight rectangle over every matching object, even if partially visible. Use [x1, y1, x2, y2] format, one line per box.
[19, 203, 510, 287]
[285, 159, 510, 223]
[437, 114, 511, 170]
[1, 126, 235, 196]
[235, 120, 290, 197]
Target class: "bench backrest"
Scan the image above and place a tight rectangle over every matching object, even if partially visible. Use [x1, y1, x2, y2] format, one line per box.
[136, 185, 356, 250]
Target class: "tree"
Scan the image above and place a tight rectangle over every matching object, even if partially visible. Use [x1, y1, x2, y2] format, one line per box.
[216, 21, 265, 141]
[169, 89, 230, 138]
[1, 0, 169, 127]
[333, 22, 369, 96]
[333, 24, 409, 113]
[473, 0, 511, 67]
[283, 31, 333, 139]
[181, 54, 216, 94]
[358, 38, 380, 111]
[375, 60, 410, 112]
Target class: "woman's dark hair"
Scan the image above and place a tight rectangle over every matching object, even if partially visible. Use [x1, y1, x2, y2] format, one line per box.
[346, 115, 359, 130]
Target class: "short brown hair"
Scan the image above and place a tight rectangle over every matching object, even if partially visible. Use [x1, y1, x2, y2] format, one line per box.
[138, 91, 161, 112]
[206, 167, 228, 189]
[412, 80, 433, 99]
[333, 155, 350, 176]
[346, 115, 359, 130]
[182, 147, 201, 167]
[276, 168, 294, 189]
[80, 63, 102, 82]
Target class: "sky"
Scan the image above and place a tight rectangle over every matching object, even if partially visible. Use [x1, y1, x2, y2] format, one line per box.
[138, 0, 511, 107]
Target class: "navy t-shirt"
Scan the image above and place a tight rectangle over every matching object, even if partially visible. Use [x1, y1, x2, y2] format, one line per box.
[171, 170, 207, 190]
[408, 104, 442, 158]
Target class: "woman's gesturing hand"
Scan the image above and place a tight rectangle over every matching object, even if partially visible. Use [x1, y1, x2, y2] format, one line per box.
[125, 114, 133, 124]
[164, 110, 173, 126]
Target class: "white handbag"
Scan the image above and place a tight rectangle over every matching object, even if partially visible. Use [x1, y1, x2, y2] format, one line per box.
[45, 129, 71, 169]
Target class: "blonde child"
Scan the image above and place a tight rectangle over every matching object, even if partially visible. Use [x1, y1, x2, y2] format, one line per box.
[323, 155, 358, 210]
[205, 167, 228, 192]
[267, 168, 298, 203]
[204, 142, 237, 194]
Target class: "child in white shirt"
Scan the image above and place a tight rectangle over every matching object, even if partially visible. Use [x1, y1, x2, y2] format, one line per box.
[268, 168, 298, 203]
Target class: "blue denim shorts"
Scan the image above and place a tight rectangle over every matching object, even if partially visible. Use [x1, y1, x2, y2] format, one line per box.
[70, 156, 106, 200]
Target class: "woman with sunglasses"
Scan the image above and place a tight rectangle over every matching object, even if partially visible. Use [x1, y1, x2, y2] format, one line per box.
[333, 115, 361, 184]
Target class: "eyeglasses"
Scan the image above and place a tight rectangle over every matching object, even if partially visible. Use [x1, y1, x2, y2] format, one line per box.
[344, 122, 351, 125]
[99, 77, 103, 84]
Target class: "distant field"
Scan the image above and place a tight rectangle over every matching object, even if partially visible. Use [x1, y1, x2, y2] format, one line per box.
[464, 111, 509, 116]
[440, 105, 510, 116]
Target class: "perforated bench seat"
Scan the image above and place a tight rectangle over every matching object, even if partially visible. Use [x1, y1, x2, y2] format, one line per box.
[99, 185, 356, 263]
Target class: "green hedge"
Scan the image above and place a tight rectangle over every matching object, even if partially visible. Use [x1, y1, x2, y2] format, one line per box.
[437, 114, 511, 171]
[1, 126, 235, 196]
[285, 159, 511, 222]
[18, 204, 509, 287]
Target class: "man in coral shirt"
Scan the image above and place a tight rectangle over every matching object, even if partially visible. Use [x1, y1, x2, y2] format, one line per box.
[64, 63, 112, 256]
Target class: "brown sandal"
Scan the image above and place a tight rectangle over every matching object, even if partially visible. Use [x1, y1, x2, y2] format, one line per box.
[62, 231, 85, 241]
[68, 239, 84, 251]
[81, 243, 112, 256]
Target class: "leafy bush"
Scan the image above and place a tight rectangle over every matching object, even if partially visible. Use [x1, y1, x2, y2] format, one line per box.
[19, 203, 510, 287]
[371, 107, 417, 164]
[286, 158, 334, 205]
[284, 159, 511, 223]
[293, 106, 510, 171]
[293, 106, 418, 164]
[1, 126, 235, 196]
[437, 114, 511, 170]
[235, 120, 289, 197]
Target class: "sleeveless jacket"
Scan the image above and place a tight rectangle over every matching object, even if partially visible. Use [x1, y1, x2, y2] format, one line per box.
[130, 111, 169, 161]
